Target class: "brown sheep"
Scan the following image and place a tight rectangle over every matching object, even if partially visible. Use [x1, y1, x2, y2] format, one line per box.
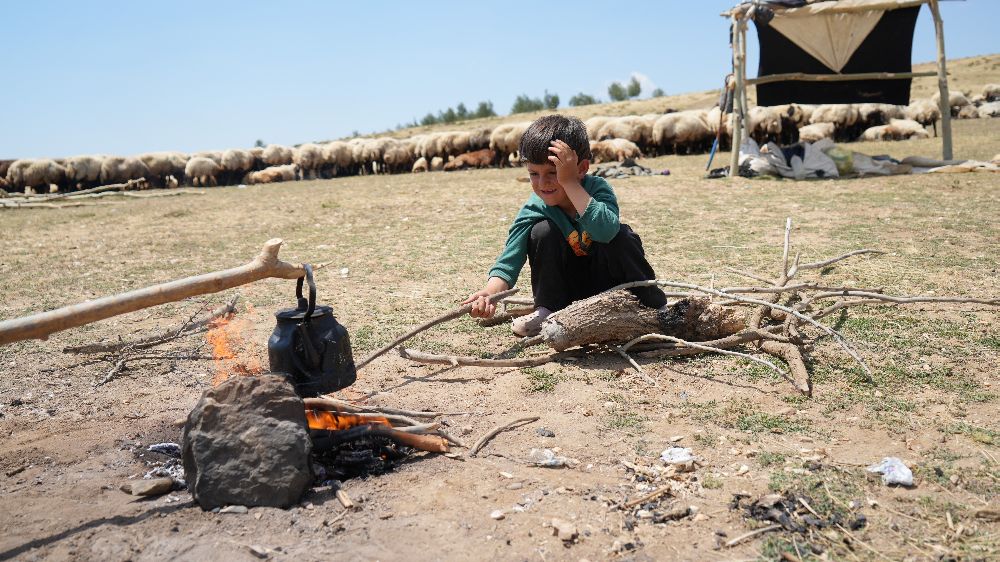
[443, 149, 496, 171]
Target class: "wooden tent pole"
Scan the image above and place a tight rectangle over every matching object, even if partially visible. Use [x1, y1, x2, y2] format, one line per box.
[929, 0, 953, 160]
[0, 239, 305, 346]
[728, 13, 744, 178]
[739, 21, 751, 131]
[748, 70, 937, 86]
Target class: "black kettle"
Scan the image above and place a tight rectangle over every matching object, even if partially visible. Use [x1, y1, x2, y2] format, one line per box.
[268, 264, 356, 397]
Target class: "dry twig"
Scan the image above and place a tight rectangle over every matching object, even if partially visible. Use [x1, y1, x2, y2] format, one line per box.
[469, 416, 539, 457]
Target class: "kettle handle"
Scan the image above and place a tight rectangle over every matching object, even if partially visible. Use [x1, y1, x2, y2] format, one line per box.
[301, 263, 316, 323]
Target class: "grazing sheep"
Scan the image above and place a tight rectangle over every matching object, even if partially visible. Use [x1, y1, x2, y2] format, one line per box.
[982, 84, 1000, 102]
[705, 106, 733, 149]
[292, 143, 324, 179]
[245, 164, 299, 185]
[809, 104, 862, 141]
[468, 127, 493, 151]
[261, 144, 294, 167]
[746, 106, 784, 146]
[651, 110, 713, 155]
[798, 122, 835, 143]
[411, 156, 429, 173]
[0, 159, 13, 191]
[100, 156, 151, 185]
[596, 116, 654, 154]
[164, 175, 179, 189]
[184, 156, 221, 187]
[903, 98, 942, 136]
[10, 159, 67, 193]
[978, 101, 1000, 118]
[249, 146, 266, 170]
[64, 155, 105, 190]
[590, 139, 641, 163]
[193, 150, 223, 164]
[933, 91, 971, 116]
[139, 152, 188, 188]
[322, 141, 353, 177]
[488, 121, 530, 167]
[583, 116, 614, 141]
[443, 149, 495, 171]
[382, 139, 416, 174]
[220, 149, 254, 185]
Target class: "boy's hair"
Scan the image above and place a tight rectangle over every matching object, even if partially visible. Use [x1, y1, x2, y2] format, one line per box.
[519, 115, 592, 165]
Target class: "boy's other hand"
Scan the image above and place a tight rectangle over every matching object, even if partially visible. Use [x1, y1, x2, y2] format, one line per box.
[462, 289, 496, 318]
[548, 139, 580, 187]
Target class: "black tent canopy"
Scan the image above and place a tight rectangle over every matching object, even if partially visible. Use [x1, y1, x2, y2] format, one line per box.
[723, 0, 955, 175]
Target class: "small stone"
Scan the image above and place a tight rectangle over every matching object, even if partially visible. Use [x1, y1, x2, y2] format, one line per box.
[736, 465, 750, 476]
[499, 471, 514, 479]
[582, 409, 593, 417]
[490, 510, 505, 520]
[123, 477, 174, 497]
[219, 505, 249, 514]
[776, 407, 795, 416]
[536, 428, 556, 438]
[692, 513, 710, 522]
[507, 482, 523, 490]
[670, 435, 684, 443]
[550, 518, 579, 541]
[636, 509, 654, 519]
[603, 401, 616, 411]
[248, 545, 269, 559]
[460, 425, 473, 435]
[379, 512, 393, 520]
[949, 474, 960, 484]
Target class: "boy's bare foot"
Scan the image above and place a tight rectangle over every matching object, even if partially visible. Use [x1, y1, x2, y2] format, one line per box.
[512, 307, 553, 337]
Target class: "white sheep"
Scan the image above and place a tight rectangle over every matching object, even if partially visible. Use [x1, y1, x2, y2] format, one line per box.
[651, 110, 712, 155]
[292, 143, 324, 179]
[184, 156, 222, 187]
[590, 138, 641, 163]
[322, 141, 353, 176]
[957, 104, 980, 119]
[411, 156, 429, 173]
[809, 104, 862, 141]
[982, 84, 1000, 102]
[245, 164, 299, 185]
[861, 118, 930, 141]
[797, 122, 835, 143]
[977, 101, 1000, 118]
[100, 156, 151, 185]
[596, 116, 653, 154]
[261, 144, 294, 167]
[746, 106, 783, 145]
[220, 149, 254, 185]
[932, 91, 971, 114]
[430, 156, 445, 172]
[64, 155, 105, 190]
[139, 151, 188, 188]
[583, 116, 614, 141]
[903, 98, 941, 136]
[8, 159, 67, 192]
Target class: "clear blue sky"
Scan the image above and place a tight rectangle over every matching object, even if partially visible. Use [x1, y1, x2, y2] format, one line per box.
[3, 0, 995, 159]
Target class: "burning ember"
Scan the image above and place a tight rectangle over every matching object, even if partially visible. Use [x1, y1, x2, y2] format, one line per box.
[206, 305, 264, 386]
[304, 408, 390, 431]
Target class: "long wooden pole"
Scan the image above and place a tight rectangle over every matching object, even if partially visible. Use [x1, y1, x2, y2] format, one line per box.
[929, 0, 953, 160]
[748, 70, 938, 86]
[0, 239, 305, 346]
[728, 14, 744, 179]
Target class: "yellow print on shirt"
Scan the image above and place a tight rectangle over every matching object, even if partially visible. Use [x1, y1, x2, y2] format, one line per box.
[567, 230, 592, 257]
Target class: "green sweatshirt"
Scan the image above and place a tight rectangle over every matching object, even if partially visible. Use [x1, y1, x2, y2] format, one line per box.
[488, 174, 620, 287]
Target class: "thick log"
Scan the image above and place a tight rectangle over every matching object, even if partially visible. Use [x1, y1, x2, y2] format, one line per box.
[0, 239, 304, 346]
[539, 290, 745, 352]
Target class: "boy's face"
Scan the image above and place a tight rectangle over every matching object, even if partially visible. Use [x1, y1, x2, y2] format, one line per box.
[526, 160, 588, 209]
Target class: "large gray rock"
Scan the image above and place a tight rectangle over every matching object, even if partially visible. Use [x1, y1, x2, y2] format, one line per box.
[182, 374, 312, 510]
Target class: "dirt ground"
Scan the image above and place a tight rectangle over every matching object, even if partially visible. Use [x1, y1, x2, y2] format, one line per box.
[1, 119, 998, 561]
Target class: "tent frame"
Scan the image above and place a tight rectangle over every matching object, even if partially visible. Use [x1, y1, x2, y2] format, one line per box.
[726, 0, 953, 178]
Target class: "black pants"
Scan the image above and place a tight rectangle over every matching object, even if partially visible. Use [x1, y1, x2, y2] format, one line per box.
[527, 220, 667, 312]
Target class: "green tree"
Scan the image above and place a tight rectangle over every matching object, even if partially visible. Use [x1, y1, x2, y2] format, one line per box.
[439, 107, 458, 124]
[626, 76, 642, 98]
[651, 87, 665, 98]
[543, 90, 560, 110]
[456, 102, 468, 120]
[511, 94, 545, 114]
[254, 139, 266, 148]
[420, 113, 438, 126]
[474, 101, 496, 118]
[608, 81, 627, 102]
[569, 93, 598, 106]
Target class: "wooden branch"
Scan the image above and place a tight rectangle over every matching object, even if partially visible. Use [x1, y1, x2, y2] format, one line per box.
[16, 179, 147, 201]
[63, 295, 239, 354]
[724, 524, 783, 548]
[810, 291, 999, 306]
[469, 416, 539, 457]
[759, 340, 812, 395]
[306, 396, 443, 419]
[782, 217, 792, 277]
[790, 249, 884, 275]
[398, 347, 583, 368]
[720, 284, 883, 295]
[610, 279, 872, 378]
[0, 239, 304, 346]
[355, 287, 519, 370]
[748, 70, 937, 87]
[622, 484, 675, 509]
[634, 327, 784, 358]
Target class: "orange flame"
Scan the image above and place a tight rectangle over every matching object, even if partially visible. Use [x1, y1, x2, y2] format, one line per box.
[206, 305, 264, 386]
[305, 408, 391, 431]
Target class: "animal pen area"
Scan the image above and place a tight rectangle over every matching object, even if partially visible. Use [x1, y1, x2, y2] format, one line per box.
[1, 5, 999, 562]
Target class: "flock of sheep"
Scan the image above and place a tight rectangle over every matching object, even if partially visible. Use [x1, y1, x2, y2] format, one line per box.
[3, 84, 997, 194]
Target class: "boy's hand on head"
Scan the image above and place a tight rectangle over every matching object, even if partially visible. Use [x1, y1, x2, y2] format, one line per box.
[548, 140, 580, 187]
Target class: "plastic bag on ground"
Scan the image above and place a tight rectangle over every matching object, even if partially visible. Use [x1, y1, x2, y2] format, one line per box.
[867, 457, 914, 486]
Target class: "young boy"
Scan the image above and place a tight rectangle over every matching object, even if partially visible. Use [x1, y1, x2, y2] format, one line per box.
[464, 115, 667, 336]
